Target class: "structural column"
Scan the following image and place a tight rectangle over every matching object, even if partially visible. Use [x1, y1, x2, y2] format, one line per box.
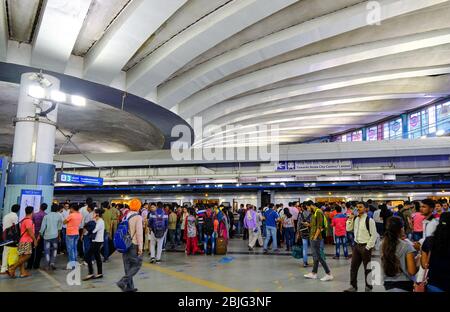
[3, 73, 60, 219]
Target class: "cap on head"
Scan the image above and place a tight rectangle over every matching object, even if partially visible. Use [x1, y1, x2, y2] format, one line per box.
[129, 198, 142, 212]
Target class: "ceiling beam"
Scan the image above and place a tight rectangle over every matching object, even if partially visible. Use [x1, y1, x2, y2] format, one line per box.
[83, 0, 187, 85]
[202, 65, 450, 125]
[158, 0, 449, 109]
[210, 93, 444, 128]
[178, 28, 450, 119]
[32, 0, 92, 72]
[125, 0, 297, 99]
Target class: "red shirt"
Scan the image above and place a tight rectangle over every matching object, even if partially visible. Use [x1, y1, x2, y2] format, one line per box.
[20, 217, 35, 243]
[331, 213, 348, 237]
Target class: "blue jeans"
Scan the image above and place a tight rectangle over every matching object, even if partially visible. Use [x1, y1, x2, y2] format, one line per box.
[264, 226, 277, 251]
[335, 235, 348, 257]
[175, 225, 181, 246]
[83, 235, 92, 262]
[66, 235, 79, 268]
[44, 238, 59, 266]
[427, 284, 444, 292]
[302, 238, 309, 265]
[204, 232, 217, 254]
[284, 227, 295, 250]
[103, 233, 110, 260]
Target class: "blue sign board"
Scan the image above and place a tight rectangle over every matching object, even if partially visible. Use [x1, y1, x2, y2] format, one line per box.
[277, 161, 287, 170]
[57, 173, 103, 186]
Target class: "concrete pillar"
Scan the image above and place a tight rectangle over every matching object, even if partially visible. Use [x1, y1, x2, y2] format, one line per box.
[3, 73, 60, 218]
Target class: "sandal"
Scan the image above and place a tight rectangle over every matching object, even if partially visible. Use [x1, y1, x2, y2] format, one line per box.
[19, 273, 31, 278]
[82, 275, 94, 281]
[8, 268, 16, 279]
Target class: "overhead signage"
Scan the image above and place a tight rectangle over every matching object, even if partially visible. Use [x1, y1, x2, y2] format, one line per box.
[276, 160, 353, 171]
[57, 173, 104, 186]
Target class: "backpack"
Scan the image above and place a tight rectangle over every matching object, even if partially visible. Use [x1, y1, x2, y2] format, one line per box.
[204, 213, 214, 236]
[153, 211, 167, 239]
[1, 222, 21, 247]
[113, 214, 139, 253]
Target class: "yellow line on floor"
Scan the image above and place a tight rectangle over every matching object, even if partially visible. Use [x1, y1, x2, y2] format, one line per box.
[142, 263, 239, 292]
[38, 269, 63, 291]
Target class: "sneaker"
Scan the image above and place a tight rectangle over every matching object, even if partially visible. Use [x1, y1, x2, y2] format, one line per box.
[333, 256, 340, 260]
[343, 286, 358, 292]
[365, 286, 373, 292]
[320, 274, 334, 282]
[304, 273, 318, 279]
[263, 249, 268, 254]
[303, 263, 309, 268]
[50, 264, 57, 271]
[150, 258, 156, 264]
[156, 260, 161, 264]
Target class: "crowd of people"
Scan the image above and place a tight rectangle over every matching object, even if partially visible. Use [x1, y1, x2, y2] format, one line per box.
[0, 196, 449, 292]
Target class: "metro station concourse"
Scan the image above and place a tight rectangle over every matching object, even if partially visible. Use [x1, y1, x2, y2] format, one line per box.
[0, 0, 450, 296]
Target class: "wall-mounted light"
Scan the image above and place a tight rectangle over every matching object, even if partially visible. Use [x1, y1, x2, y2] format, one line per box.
[28, 84, 87, 108]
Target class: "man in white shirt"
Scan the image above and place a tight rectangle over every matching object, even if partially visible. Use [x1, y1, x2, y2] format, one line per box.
[1, 204, 20, 274]
[59, 202, 70, 254]
[344, 202, 377, 292]
[417, 199, 439, 246]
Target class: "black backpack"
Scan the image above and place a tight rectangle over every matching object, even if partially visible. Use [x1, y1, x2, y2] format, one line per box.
[204, 214, 214, 236]
[1, 220, 25, 247]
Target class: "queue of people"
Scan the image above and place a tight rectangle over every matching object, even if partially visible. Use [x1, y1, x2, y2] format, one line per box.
[1, 196, 448, 292]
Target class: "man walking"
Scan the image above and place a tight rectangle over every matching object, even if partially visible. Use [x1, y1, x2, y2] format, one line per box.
[304, 201, 334, 282]
[344, 202, 377, 292]
[148, 202, 168, 264]
[39, 204, 63, 270]
[263, 204, 280, 254]
[117, 199, 143, 292]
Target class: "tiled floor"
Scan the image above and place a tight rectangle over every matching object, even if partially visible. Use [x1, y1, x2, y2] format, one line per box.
[0, 239, 384, 292]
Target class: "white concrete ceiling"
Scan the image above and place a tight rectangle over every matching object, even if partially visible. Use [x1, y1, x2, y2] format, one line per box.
[1, 0, 450, 149]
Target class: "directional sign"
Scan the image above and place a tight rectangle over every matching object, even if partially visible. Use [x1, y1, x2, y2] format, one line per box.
[57, 173, 103, 186]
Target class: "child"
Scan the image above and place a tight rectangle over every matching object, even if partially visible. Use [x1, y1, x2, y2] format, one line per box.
[184, 208, 202, 255]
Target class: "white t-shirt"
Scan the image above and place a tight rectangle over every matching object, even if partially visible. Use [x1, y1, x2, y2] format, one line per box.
[93, 218, 105, 243]
[2, 212, 18, 229]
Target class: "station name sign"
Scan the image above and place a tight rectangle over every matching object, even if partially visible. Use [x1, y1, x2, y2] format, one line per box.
[276, 160, 353, 171]
[56, 173, 104, 186]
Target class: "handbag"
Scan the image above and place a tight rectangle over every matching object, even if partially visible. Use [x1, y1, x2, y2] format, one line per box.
[291, 244, 303, 259]
[414, 251, 430, 292]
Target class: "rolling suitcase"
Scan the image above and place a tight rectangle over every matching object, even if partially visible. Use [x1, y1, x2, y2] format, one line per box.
[216, 237, 227, 255]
